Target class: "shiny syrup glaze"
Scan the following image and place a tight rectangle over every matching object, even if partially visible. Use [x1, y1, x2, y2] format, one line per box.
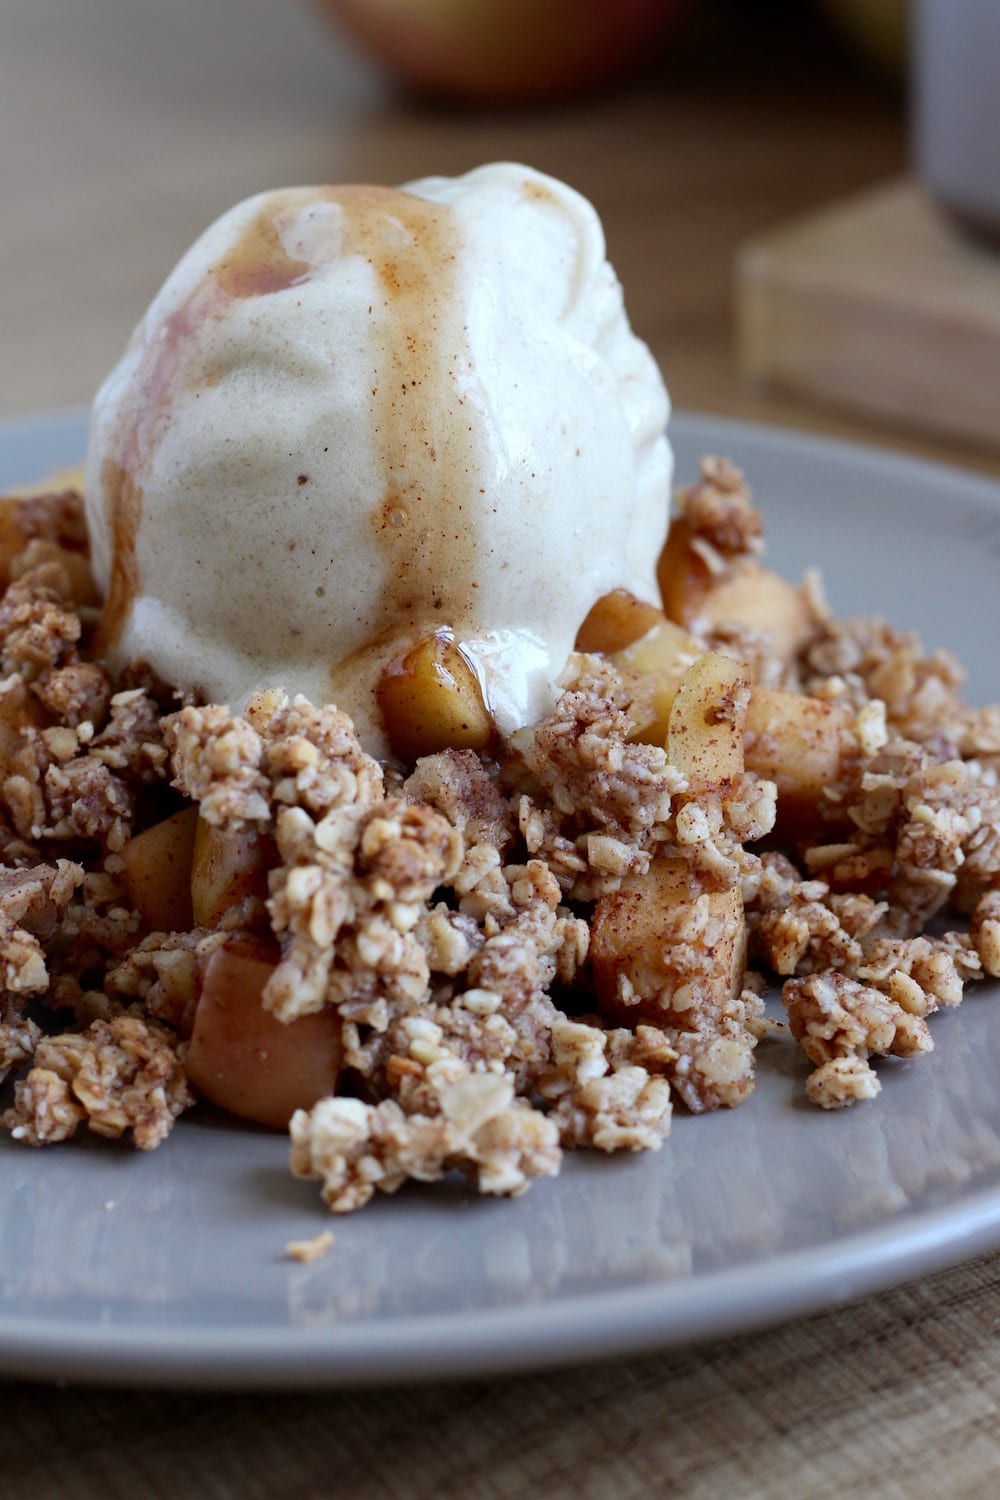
[375, 629, 493, 762]
[212, 206, 311, 299]
[98, 186, 483, 712]
[326, 185, 480, 637]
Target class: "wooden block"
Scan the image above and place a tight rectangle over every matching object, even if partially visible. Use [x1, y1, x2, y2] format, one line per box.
[737, 178, 1000, 453]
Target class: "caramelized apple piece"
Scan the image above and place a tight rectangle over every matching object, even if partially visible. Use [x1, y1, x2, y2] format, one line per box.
[611, 618, 702, 747]
[592, 855, 745, 1028]
[657, 514, 708, 624]
[120, 806, 198, 933]
[695, 566, 817, 661]
[377, 631, 493, 762]
[658, 514, 816, 661]
[745, 688, 855, 837]
[190, 817, 273, 930]
[575, 589, 665, 655]
[668, 652, 751, 795]
[185, 937, 342, 1129]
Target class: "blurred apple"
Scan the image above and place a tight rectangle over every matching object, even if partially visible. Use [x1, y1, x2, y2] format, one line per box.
[818, 0, 907, 75]
[314, 0, 689, 104]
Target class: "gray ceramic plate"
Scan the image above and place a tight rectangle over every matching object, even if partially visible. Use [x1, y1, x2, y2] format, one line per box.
[1, 410, 999, 1390]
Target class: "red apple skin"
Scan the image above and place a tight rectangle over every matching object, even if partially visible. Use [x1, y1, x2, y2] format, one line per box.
[185, 936, 343, 1130]
[314, 0, 688, 104]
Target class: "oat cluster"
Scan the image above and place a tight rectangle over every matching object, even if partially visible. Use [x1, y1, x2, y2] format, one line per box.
[1, 465, 998, 1215]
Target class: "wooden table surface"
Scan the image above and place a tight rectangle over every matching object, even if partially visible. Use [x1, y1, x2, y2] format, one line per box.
[2, 2, 999, 1496]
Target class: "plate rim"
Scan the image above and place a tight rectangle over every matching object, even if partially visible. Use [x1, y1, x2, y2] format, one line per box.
[2, 407, 1000, 1389]
[1, 1177, 999, 1388]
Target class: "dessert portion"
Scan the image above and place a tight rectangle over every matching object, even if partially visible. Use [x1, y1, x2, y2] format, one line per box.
[85, 164, 671, 756]
[1, 167, 999, 1220]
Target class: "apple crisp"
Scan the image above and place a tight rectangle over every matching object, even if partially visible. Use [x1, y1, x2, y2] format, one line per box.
[1, 460, 999, 1211]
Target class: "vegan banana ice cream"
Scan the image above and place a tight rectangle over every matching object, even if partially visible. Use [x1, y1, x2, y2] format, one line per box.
[84, 162, 672, 752]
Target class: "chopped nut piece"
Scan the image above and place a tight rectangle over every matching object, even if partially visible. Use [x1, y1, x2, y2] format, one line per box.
[285, 1229, 335, 1263]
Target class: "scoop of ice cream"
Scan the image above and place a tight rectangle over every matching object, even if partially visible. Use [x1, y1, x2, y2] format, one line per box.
[85, 162, 672, 753]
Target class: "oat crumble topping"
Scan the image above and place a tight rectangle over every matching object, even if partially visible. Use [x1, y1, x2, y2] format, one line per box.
[3, 1011, 191, 1148]
[2, 462, 998, 1213]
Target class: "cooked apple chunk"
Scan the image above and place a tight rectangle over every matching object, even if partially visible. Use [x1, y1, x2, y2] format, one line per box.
[668, 651, 751, 795]
[120, 807, 198, 933]
[190, 817, 273, 931]
[185, 936, 342, 1130]
[592, 855, 746, 1029]
[575, 589, 665, 655]
[744, 688, 857, 837]
[377, 631, 493, 762]
[658, 512, 818, 663]
[611, 618, 702, 747]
